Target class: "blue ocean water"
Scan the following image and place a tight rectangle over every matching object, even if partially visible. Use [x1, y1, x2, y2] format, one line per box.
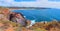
[12, 8, 60, 22]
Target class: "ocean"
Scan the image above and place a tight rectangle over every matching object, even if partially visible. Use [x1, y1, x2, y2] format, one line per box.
[12, 8, 60, 22]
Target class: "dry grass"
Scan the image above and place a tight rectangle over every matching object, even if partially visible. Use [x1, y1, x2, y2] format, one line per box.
[0, 7, 60, 31]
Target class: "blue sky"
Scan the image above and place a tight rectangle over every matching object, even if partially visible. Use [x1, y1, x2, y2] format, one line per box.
[0, 0, 60, 9]
[15, 0, 36, 2]
[49, 0, 60, 1]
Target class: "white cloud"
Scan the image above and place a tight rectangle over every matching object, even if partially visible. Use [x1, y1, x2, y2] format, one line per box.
[0, 0, 60, 9]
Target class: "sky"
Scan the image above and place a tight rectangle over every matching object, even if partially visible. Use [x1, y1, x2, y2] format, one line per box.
[0, 0, 60, 9]
[15, 0, 36, 2]
[49, 0, 60, 1]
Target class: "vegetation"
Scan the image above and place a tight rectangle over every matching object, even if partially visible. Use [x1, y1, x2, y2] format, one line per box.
[0, 7, 60, 31]
[0, 20, 21, 31]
